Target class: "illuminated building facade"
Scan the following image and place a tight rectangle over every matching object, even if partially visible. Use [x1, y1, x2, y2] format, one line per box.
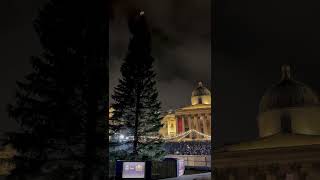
[109, 81, 212, 141]
[214, 65, 320, 180]
[160, 82, 212, 140]
[0, 137, 15, 176]
[159, 112, 177, 137]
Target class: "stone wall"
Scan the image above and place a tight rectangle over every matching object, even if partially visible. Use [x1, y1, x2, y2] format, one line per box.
[214, 144, 320, 180]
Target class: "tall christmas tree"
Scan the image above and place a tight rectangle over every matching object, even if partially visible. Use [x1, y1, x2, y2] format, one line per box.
[111, 11, 165, 161]
[6, 0, 108, 179]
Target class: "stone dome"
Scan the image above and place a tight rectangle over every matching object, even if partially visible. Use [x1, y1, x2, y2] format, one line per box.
[259, 65, 319, 113]
[191, 82, 211, 105]
[192, 82, 211, 97]
[258, 65, 320, 137]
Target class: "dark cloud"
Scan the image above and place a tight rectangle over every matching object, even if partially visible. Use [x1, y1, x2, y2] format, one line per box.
[109, 0, 211, 112]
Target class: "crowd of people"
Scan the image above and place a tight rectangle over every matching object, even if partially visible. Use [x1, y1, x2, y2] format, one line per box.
[163, 141, 211, 155]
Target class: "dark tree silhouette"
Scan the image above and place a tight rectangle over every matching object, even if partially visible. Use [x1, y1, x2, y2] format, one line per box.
[7, 0, 108, 180]
[110, 11, 165, 161]
[81, 1, 109, 180]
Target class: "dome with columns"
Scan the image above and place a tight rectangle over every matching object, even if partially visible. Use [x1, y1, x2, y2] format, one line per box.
[258, 65, 320, 137]
[191, 82, 211, 105]
[259, 65, 319, 113]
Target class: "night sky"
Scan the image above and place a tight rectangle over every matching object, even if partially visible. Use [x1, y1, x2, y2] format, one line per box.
[1, 0, 320, 148]
[214, 0, 320, 146]
[1, 0, 211, 133]
[109, 0, 211, 111]
[0, 0, 46, 132]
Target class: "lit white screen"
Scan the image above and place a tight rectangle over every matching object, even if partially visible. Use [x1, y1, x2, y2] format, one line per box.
[122, 162, 145, 179]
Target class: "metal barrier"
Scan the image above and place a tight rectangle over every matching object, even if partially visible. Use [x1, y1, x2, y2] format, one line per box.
[108, 155, 211, 179]
[165, 155, 211, 168]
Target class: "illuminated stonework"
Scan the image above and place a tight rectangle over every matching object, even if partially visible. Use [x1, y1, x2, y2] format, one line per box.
[191, 82, 211, 105]
[160, 112, 177, 137]
[0, 144, 16, 176]
[109, 81, 212, 141]
[258, 65, 320, 137]
[160, 82, 211, 140]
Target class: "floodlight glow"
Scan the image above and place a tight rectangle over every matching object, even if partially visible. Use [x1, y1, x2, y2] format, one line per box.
[119, 134, 125, 139]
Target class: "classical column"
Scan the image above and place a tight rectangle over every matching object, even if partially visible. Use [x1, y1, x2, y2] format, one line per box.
[195, 114, 200, 139]
[201, 117, 206, 134]
[175, 115, 179, 134]
[255, 166, 267, 180]
[227, 168, 237, 180]
[285, 162, 299, 180]
[208, 114, 212, 135]
[188, 115, 192, 139]
[181, 115, 185, 134]
[191, 115, 195, 139]
[265, 171, 272, 180]
[248, 167, 258, 180]
[202, 114, 206, 135]
[266, 164, 279, 180]
[300, 163, 311, 180]
[176, 115, 185, 136]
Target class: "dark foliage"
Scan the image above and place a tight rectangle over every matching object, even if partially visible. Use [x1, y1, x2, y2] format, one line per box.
[6, 0, 108, 179]
[110, 11, 165, 161]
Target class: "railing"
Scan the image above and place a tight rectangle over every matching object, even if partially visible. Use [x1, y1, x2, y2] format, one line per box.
[151, 161, 177, 179]
[165, 155, 211, 168]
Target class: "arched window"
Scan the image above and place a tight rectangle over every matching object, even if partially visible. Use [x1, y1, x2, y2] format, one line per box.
[170, 123, 174, 129]
[280, 112, 292, 133]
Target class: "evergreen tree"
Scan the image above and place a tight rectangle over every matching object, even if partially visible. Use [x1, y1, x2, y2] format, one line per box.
[6, 0, 108, 179]
[111, 11, 165, 161]
[81, 1, 109, 179]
